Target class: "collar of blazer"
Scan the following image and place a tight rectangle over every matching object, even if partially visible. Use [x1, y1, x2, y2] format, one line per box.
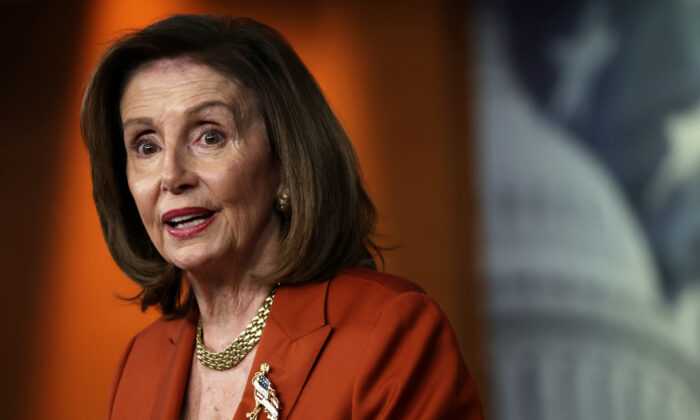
[150, 279, 333, 420]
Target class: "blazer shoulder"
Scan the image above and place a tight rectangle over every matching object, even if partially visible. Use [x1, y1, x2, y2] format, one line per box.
[333, 268, 425, 296]
[326, 269, 428, 325]
[125, 313, 193, 356]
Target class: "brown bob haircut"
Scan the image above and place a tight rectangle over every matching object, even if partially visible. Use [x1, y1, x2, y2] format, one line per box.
[81, 14, 379, 316]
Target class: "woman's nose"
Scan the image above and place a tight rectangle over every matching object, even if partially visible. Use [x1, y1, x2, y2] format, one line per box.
[160, 146, 197, 194]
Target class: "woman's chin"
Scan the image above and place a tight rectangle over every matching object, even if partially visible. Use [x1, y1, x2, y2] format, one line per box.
[164, 245, 226, 274]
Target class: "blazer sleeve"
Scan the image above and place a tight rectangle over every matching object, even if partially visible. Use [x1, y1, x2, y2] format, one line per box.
[351, 291, 484, 420]
[105, 335, 137, 420]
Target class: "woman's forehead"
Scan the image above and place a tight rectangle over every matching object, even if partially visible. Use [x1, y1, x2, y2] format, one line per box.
[120, 59, 241, 118]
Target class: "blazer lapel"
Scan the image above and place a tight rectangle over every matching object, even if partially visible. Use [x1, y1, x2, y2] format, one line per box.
[233, 280, 332, 420]
[151, 311, 198, 420]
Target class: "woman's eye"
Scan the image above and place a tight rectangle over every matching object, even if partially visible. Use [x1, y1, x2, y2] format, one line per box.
[202, 131, 223, 145]
[138, 141, 159, 155]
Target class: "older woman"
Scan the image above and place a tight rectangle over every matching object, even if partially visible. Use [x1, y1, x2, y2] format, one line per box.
[82, 14, 482, 420]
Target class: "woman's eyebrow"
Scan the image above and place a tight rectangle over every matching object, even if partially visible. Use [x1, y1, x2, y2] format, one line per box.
[122, 100, 232, 129]
[185, 100, 232, 118]
[122, 117, 153, 130]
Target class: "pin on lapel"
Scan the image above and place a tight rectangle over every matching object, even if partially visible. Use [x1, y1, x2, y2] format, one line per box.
[246, 363, 280, 420]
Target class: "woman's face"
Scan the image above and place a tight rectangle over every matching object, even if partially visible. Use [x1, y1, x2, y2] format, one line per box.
[120, 59, 280, 275]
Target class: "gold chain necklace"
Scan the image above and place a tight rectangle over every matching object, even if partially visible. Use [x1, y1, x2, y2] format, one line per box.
[195, 284, 278, 371]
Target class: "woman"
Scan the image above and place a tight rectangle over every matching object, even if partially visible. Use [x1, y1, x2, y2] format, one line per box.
[82, 14, 483, 420]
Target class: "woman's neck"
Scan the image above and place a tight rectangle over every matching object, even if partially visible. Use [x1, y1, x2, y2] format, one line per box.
[189, 271, 273, 352]
[186, 218, 280, 352]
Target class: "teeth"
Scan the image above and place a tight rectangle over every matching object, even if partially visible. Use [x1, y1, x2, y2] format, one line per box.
[174, 218, 208, 228]
[170, 213, 207, 223]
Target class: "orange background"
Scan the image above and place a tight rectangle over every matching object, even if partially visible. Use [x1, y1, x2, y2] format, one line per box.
[0, 1, 485, 418]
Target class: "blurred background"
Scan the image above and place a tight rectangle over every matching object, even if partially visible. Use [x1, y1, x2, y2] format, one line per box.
[1, 0, 698, 419]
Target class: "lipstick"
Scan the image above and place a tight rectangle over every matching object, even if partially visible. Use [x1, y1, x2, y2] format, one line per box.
[161, 207, 217, 239]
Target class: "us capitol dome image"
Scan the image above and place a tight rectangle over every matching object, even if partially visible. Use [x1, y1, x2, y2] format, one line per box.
[478, 16, 700, 420]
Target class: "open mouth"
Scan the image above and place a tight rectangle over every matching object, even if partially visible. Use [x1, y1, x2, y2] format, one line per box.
[161, 207, 217, 239]
[165, 211, 215, 229]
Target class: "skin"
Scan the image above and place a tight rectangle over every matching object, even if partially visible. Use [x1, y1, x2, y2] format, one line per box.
[120, 58, 281, 419]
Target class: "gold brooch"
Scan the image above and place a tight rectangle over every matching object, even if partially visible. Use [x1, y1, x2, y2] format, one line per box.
[246, 363, 280, 420]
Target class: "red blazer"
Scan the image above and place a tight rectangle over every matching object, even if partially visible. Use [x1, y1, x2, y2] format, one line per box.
[106, 269, 484, 419]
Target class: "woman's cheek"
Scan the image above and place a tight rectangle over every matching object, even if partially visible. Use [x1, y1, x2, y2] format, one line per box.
[127, 178, 159, 227]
